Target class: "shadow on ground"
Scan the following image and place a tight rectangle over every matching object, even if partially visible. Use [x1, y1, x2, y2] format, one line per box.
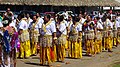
[25, 62, 49, 67]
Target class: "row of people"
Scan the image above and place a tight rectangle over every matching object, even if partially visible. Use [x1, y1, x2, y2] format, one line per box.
[0, 12, 120, 67]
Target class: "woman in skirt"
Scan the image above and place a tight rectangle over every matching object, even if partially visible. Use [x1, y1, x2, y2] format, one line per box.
[69, 16, 82, 58]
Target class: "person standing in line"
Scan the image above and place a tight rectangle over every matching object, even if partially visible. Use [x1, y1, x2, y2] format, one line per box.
[103, 17, 113, 52]
[116, 16, 120, 44]
[18, 14, 31, 59]
[111, 16, 118, 47]
[84, 16, 95, 56]
[36, 13, 44, 24]
[40, 14, 57, 67]
[26, 13, 33, 29]
[94, 17, 103, 54]
[28, 15, 41, 55]
[66, 15, 73, 57]
[36, 13, 44, 55]
[69, 16, 82, 58]
[56, 15, 67, 62]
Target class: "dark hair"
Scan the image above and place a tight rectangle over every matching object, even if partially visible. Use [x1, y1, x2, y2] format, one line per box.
[45, 14, 51, 20]
[59, 15, 64, 21]
[96, 17, 100, 20]
[107, 16, 111, 20]
[32, 15, 37, 19]
[20, 13, 25, 18]
[3, 20, 10, 27]
[73, 16, 80, 22]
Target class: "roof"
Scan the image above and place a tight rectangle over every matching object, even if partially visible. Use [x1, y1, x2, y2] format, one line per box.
[0, 0, 120, 6]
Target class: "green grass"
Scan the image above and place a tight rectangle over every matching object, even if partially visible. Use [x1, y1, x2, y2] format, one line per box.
[113, 64, 120, 67]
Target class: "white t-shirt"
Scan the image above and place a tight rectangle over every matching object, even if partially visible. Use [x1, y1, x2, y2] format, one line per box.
[41, 21, 56, 35]
[70, 23, 82, 33]
[38, 17, 44, 24]
[29, 21, 42, 32]
[97, 22, 103, 29]
[0, 22, 3, 27]
[66, 21, 73, 28]
[80, 18, 86, 24]
[27, 18, 33, 28]
[58, 21, 67, 35]
[0, 22, 3, 35]
[18, 19, 28, 30]
[105, 19, 113, 29]
[9, 21, 17, 31]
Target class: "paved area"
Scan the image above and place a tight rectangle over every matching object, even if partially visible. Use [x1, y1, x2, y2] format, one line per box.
[17, 46, 120, 67]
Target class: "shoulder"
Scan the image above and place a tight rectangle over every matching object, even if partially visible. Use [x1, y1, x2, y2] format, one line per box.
[51, 21, 56, 25]
[20, 19, 26, 23]
[30, 19, 33, 22]
[39, 17, 43, 20]
[78, 23, 82, 26]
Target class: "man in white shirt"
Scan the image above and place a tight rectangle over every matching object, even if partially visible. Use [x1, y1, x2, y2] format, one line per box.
[26, 13, 33, 28]
[36, 13, 44, 24]
[56, 15, 67, 62]
[95, 17, 104, 53]
[79, 14, 86, 24]
[69, 16, 82, 58]
[40, 14, 57, 66]
[18, 14, 31, 59]
[104, 17, 113, 52]
[28, 15, 41, 55]
[96, 17, 103, 31]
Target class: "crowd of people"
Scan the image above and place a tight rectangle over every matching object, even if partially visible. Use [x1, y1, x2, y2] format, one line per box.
[0, 8, 120, 67]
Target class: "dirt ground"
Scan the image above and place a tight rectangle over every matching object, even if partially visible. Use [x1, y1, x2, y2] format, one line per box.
[17, 45, 120, 67]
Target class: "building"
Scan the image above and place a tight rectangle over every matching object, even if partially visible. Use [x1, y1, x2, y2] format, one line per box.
[0, 0, 120, 13]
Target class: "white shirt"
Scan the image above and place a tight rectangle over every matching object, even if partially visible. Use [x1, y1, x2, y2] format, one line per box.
[98, 19, 103, 25]
[99, 13, 103, 18]
[27, 18, 33, 28]
[0, 30, 3, 36]
[41, 21, 56, 35]
[29, 21, 42, 32]
[0, 22, 3, 35]
[18, 19, 28, 30]
[116, 16, 120, 23]
[9, 21, 17, 31]
[0, 22, 3, 27]
[105, 19, 113, 29]
[70, 23, 82, 33]
[63, 20, 68, 27]
[79, 18, 86, 24]
[87, 21, 95, 31]
[58, 21, 67, 35]
[66, 20, 73, 28]
[116, 21, 120, 28]
[38, 17, 44, 24]
[97, 22, 103, 29]
[110, 22, 113, 29]
[9, 21, 16, 28]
